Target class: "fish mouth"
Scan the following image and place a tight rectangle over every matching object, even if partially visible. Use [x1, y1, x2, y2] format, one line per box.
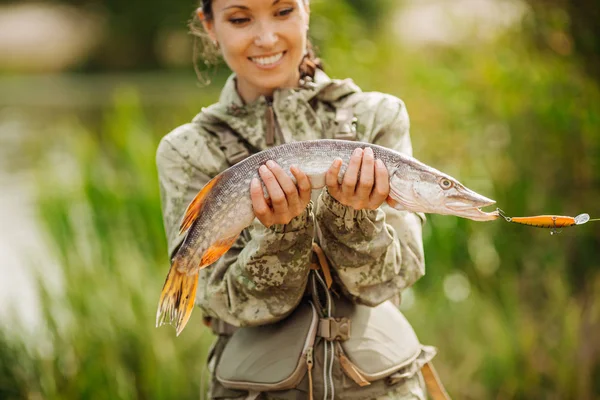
[446, 197, 500, 221]
[458, 206, 500, 221]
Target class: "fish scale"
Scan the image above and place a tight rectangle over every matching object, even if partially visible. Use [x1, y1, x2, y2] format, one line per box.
[157, 139, 499, 335]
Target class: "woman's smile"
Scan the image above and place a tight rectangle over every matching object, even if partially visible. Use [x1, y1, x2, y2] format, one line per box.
[249, 51, 286, 68]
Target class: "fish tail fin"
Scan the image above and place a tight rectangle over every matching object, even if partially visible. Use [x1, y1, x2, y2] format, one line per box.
[156, 233, 240, 336]
[179, 175, 222, 234]
[156, 258, 199, 336]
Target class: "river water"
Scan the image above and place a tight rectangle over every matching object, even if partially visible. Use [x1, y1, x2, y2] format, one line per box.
[0, 109, 48, 331]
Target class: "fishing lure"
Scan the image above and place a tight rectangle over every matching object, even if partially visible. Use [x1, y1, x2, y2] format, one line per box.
[497, 208, 598, 235]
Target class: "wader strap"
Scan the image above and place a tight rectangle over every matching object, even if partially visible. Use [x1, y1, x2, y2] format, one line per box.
[214, 127, 251, 165]
[310, 242, 333, 288]
[421, 362, 452, 400]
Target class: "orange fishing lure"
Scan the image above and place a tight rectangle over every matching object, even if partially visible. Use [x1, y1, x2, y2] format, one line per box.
[497, 209, 597, 235]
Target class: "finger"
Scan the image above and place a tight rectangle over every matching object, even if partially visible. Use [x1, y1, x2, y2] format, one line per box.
[267, 160, 300, 211]
[259, 164, 287, 214]
[342, 148, 363, 197]
[325, 158, 343, 197]
[250, 177, 273, 226]
[291, 165, 312, 208]
[369, 159, 390, 209]
[356, 147, 375, 200]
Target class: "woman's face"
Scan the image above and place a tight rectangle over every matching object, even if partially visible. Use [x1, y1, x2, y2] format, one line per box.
[201, 0, 310, 103]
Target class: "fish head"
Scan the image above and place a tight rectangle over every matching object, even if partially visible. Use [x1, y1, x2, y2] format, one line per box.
[388, 161, 499, 221]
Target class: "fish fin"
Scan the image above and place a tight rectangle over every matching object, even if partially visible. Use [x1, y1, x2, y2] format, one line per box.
[386, 196, 406, 210]
[179, 175, 222, 234]
[200, 234, 240, 267]
[156, 259, 199, 336]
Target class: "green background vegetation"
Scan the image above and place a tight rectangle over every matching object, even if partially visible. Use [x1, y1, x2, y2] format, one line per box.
[0, 0, 598, 399]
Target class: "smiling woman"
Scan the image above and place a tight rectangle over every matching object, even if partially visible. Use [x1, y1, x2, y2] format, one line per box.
[156, 0, 442, 399]
[192, 0, 318, 101]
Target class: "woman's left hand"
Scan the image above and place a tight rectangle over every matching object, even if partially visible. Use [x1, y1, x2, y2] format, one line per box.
[325, 147, 390, 210]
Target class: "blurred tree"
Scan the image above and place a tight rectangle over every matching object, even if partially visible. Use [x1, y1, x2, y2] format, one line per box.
[343, 0, 395, 29]
[50, 0, 196, 70]
[24, 0, 394, 71]
[524, 0, 600, 82]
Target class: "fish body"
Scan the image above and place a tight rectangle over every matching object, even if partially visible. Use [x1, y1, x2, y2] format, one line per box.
[157, 139, 499, 335]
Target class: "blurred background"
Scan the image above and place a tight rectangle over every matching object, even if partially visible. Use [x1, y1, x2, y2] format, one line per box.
[0, 0, 598, 398]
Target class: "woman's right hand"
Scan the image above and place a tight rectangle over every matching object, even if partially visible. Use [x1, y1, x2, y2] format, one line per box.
[250, 160, 312, 228]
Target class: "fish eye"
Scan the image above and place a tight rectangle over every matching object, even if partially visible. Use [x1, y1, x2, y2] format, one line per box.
[440, 178, 454, 190]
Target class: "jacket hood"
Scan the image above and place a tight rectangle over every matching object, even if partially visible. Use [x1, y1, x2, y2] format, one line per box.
[194, 69, 361, 151]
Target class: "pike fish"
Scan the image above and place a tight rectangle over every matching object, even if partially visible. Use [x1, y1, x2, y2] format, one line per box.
[156, 139, 499, 335]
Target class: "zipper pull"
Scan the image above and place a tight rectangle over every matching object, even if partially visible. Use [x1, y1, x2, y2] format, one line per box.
[339, 352, 370, 387]
[266, 105, 275, 146]
[306, 347, 314, 400]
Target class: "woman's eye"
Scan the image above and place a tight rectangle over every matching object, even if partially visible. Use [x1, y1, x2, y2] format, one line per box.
[276, 7, 295, 17]
[229, 17, 250, 25]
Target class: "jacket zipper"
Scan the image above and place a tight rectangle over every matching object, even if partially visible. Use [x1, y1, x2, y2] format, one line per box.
[265, 100, 285, 146]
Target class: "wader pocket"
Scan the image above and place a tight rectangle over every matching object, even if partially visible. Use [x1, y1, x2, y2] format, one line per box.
[215, 301, 319, 392]
[336, 299, 434, 382]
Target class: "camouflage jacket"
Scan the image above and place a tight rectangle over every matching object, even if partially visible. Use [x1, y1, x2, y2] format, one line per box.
[156, 70, 426, 328]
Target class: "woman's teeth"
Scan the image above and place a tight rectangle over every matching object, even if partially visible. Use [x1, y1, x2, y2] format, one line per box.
[250, 52, 284, 66]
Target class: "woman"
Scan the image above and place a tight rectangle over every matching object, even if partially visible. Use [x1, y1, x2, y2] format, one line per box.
[157, 0, 440, 398]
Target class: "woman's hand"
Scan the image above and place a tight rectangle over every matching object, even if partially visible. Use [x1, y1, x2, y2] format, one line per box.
[325, 147, 390, 210]
[250, 160, 312, 228]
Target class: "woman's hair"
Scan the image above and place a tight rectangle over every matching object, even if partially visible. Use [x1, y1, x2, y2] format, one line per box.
[190, 0, 322, 83]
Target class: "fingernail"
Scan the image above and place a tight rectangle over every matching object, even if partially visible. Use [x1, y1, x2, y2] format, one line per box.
[353, 148, 362, 156]
[260, 165, 268, 173]
[365, 147, 373, 156]
[266, 160, 276, 168]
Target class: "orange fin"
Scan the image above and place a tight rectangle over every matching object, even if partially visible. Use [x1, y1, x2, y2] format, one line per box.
[386, 196, 399, 209]
[179, 175, 222, 234]
[156, 259, 199, 336]
[200, 234, 240, 267]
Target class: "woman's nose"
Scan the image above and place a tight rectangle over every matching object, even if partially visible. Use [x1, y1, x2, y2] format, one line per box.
[254, 23, 278, 48]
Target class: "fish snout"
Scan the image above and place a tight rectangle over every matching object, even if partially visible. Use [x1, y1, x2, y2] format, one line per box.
[469, 191, 496, 208]
[445, 186, 499, 221]
[447, 190, 495, 210]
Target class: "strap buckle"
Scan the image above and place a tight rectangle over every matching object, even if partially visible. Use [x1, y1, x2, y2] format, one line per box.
[334, 108, 357, 141]
[318, 317, 351, 341]
[223, 146, 250, 164]
[215, 128, 250, 165]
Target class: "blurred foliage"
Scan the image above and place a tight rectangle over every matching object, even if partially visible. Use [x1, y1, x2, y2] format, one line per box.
[1, 0, 600, 399]
[0, 89, 217, 399]
[47, 0, 196, 70]
[31, 0, 392, 71]
[523, 0, 600, 82]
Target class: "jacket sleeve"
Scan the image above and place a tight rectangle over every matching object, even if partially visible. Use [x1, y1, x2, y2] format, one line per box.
[156, 129, 314, 328]
[315, 95, 425, 307]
